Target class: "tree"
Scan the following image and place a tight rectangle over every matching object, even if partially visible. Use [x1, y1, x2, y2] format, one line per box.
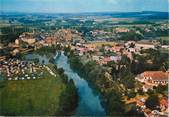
[53, 65, 58, 71]
[156, 84, 168, 94]
[57, 79, 78, 115]
[127, 90, 136, 98]
[129, 43, 135, 48]
[69, 55, 84, 71]
[125, 104, 144, 116]
[145, 94, 159, 110]
[42, 60, 45, 64]
[120, 31, 143, 41]
[64, 46, 71, 54]
[137, 88, 144, 95]
[107, 61, 118, 80]
[105, 89, 125, 116]
[49, 57, 55, 63]
[120, 68, 135, 89]
[107, 61, 116, 67]
[131, 54, 147, 74]
[57, 68, 64, 75]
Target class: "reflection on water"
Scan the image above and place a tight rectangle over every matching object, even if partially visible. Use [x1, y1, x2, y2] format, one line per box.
[55, 52, 106, 116]
[0, 74, 4, 80]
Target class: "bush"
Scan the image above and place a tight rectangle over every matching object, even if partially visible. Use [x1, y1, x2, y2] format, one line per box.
[145, 94, 159, 110]
[57, 79, 78, 115]
[127, 90, 136, 98]
[137, 88, 144, 95]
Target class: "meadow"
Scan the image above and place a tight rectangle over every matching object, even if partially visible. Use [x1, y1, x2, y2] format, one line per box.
[0, 69, 66, 116]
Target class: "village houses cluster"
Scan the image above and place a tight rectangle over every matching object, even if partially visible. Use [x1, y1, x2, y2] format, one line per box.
[135, 96, 168, 116]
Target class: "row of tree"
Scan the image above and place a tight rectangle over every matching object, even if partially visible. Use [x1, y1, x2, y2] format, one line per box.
[68, 52, 127, 116]
[53, 65, 79, 116]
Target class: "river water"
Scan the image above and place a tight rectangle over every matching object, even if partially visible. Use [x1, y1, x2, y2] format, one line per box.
[55, 52, 106, 116]
[25, 54, 49, 64]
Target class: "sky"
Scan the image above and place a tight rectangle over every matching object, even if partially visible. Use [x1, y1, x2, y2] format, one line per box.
[1, 0, 169, 13]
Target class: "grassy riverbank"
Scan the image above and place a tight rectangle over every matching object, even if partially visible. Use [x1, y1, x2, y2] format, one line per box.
[0, 70, 65, 115]
[0, 55, 78, 116]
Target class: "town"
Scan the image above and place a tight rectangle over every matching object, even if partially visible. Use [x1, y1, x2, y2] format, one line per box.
[0, 11, 168, 116]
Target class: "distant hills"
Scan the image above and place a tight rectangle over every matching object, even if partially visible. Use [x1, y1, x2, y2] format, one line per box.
[1, 11, 168, 19]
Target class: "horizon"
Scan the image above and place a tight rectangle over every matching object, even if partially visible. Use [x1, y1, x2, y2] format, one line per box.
[1, 10, 169, 14]
[1, 0, 169, 13]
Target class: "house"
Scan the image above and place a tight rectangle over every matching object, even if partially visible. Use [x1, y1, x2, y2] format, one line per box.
[12, 49, 20, 56]
[92, 56, 100, 61]
[112, 46, 123, 53]
[144, 108, 152, 117]
[102, 57, 112, 64]
[127, 48, 136, 53]
[139, 71, 168, 85]
[44, 37, 54, 46]
[114, 27, 130, 33]
[54, 29, 73, 42]
[24, 38, 36, 45]
[84, 44, 96, 50]
[136, 71, 168, 91]
[161, 45, 169, 50]
[15, 39, 20, 45]
[76, 47, 88, 56]
[19, 32, 36, 45]
[142, 84, 153, 92]
[135, 40, 157, 50]
[122, 50, 133, 60]
[110, 56, 121, 62]
[136, 100, 146, 110]
[159, 98, 168, 113]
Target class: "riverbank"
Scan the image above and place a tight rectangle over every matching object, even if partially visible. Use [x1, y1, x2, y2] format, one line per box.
[67, 51, 126, 116]
[0, 47, 78, 116]
[55, 52, 106, 116]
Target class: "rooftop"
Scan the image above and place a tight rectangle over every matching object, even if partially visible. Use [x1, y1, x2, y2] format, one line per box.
[142, 71, 168, 81]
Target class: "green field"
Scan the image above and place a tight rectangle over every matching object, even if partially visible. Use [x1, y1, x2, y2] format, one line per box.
[160, 36, 169, 40]
[159, 36, 169, 45]
[0, 70, 66, 116]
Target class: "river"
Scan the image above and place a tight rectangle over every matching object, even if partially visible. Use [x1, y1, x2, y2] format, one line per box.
[25, 54, 49, 64]
[55, 52, 106, 116]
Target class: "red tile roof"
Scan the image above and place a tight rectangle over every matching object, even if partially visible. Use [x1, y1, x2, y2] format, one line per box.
[45, 37, 52, 43]
[144, 108, 152, 114]
[143, 71, 169, 81]
[160, 98, 168, 108]
[136, 101, 145, 107]
[103, 57, 112, 62]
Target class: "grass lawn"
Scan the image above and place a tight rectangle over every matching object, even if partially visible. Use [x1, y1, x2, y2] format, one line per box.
[0, 70, 66, 116]
[160, 36, 169, 41]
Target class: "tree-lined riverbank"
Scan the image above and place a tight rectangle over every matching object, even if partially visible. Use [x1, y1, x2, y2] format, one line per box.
[55, 52, 106, 116]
